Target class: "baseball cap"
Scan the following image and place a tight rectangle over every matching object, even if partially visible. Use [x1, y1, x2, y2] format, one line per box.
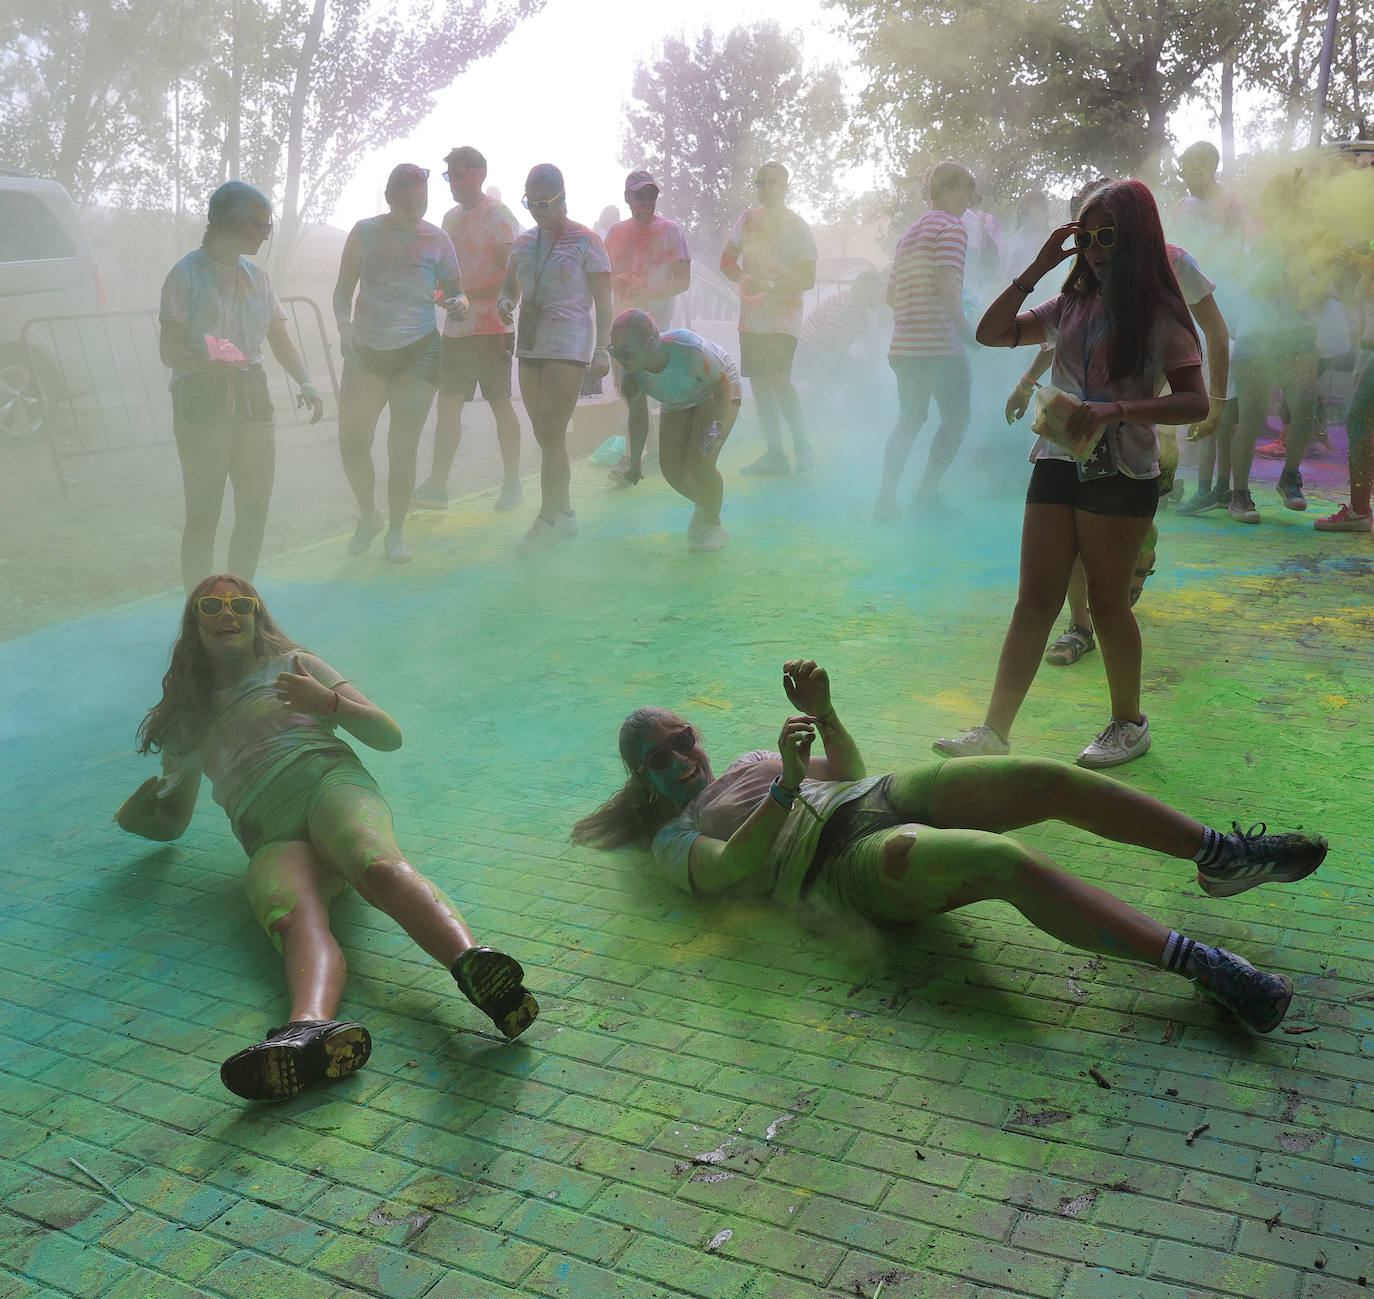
[625, 170, 659, 196]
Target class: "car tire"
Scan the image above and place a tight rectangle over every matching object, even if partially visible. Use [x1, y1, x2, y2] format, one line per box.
[0, 344, 49, 441]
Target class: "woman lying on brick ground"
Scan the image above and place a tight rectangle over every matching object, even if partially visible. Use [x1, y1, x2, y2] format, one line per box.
[115, 574, 537, 1101]
[574, 660, 1326, 1034]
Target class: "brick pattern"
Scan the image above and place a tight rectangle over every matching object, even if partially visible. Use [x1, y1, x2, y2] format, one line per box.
[2, 456, 1371, 1297]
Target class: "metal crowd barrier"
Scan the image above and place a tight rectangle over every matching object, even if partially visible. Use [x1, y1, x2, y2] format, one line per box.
[22, 296, 339, 496]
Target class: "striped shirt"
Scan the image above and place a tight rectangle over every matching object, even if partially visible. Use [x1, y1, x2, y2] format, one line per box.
[889, 209, 968, 358]
[799, 292, 868, 353]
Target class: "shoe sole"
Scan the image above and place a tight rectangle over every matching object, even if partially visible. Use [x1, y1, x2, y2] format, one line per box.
[1228, 512, 1260, 524]
[409, 498, 448, 511]
[1075, 738, 1151, 769]
[454, 948, 540, 1039]
[220, 1024, 372, 1101]
[384, 551, 412, 564]
[1246, 975, 1294, 1034]
[1197, 842, 1327, 898]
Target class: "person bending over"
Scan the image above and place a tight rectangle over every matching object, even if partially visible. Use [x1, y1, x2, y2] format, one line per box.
[608, 309, 741, 552]
[574, 661, 1325, 1034]
[115, 575, 537, 1101]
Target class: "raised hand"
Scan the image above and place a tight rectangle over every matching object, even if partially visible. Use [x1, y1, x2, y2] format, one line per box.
[274, 654, 335, 716]
[782, 660, 832, 719]
[778, 714, 816, 789]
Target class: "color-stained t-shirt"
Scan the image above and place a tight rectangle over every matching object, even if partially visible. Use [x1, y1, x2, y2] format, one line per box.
[651, 751, 884, 903]
[163, 651, 353, 823]
[1167, 242, 1233, 398]
[622, 330, 741, 410]
[1027, 293, 1202, 479]
[343, 216, 459, 351]
[889, 209, 969, 358]
[509, 222, 611, 363]
[799, 291, 869, 353]
[159, 249, 286, 385]
[604, 214, 691, 329]
[441, 196, 521, 338]
[727, 207, 818, 338]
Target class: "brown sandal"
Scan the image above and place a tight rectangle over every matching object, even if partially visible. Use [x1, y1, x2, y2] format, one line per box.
[1045, 624, 1095, 666]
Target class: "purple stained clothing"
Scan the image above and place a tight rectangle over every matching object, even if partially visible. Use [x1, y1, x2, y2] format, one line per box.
[343, 216, 459, 351]
[159, 250, 286, 385]
[509, 222, 611, 363]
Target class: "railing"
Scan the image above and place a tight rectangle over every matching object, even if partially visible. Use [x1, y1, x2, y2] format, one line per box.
[21, 296, 338, 495]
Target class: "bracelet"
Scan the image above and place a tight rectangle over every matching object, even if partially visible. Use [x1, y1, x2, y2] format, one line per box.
[814, 710, 837, 727]
[1018, 375, 1038, 389]
[768, 778, 799, 808]
[327, 689, 340, 715]
[1012, 320, 1022, 348]
[1207, 393, 1227, 400]
[1012, 277, 1034, 294]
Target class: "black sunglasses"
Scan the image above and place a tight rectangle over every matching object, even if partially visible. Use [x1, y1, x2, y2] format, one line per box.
[639, 726, 696, 773]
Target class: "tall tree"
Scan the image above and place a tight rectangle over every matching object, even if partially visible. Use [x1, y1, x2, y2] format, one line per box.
[831, 0, 1272, 197]
[620, 23, 849, 254]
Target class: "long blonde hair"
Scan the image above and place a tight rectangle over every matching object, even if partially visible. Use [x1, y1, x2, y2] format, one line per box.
[572, 707, 695, 849]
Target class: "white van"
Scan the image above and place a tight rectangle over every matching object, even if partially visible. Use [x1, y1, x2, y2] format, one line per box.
[0, 170, 104, 439]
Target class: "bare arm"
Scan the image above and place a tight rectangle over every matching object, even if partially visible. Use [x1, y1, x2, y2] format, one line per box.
[265, 318, 315, 388]
[977, 222, 1078, 347]
[274, 653, 403, 752]
[1190, 293, 1230, 399]
[332, 228, 361, 332]
[664, 258, 692, 298]
[719, 240, 743, 283]
[936, 265, 975, 347]
[114, 766, 202, 842]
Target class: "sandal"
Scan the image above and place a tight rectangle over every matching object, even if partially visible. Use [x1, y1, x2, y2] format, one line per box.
[1045, 624, 1095, 666]
[451, 946, 539, 1040]
[220, 1019, 371, 1101]
[1130, 525, 1159, 608]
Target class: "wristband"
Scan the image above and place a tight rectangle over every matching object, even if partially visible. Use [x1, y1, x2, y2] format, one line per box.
[1017, 375, 1038, 389]
[814, 710, 837, 726]
[1207, 393, 1227, 401]
[1012, 277, 1034, 294]
[768, 778, 799, 808]
[300, 381, 320, 397]
[328, 689, 340, 716]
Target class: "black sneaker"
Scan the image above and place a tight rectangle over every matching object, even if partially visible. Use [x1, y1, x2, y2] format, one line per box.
[1277, 469, 1307, 511]
[1189, 947, 1293, 1033]
[1177, 486, 1220, 515]
[452, 946, 539, 1039]
[1197, 823, 1328, 898]
[220, 1019, 371, 1101]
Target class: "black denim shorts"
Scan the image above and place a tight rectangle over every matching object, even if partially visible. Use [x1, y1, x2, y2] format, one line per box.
[1026, 459, 1160, 518]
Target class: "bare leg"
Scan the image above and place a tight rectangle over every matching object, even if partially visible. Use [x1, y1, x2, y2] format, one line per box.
[690, 400, 737, 526]
[245, 840, 349, 1022]
[519, 360, 582, 517]
[173, 416, 233, 592]
[752, 378, 784, 457]
[337, 370, 391, 515]
[491, 396, 523, 480]
[983, 504, 1079, 739]
[915, 355, 970, 496]
[427, 390, 466, 490]
[658, 410, 698, 507]
[1231, 354, 1266, 494]
[1077, 509, 1154, 723]
[226, 421, 276, 581]
[774, 375, 810, 458]
[907, 755, 1205, 859]
[1278, 353, 1320, 474]
[1065, 559, 1091, 630]
[879, 360, 932, 501]
[383, 372, 438, 531]
[308, 784, 476, 966]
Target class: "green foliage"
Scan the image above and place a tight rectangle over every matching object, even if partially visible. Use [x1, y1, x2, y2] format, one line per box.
[831, 0, 1272, 196]
[0, 0, 543, 250]
[620, 23, 850, 253]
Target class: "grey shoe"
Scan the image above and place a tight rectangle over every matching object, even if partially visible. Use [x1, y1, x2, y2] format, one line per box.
[1227, 490, 1260, 524]
[347, 511, 384, 555]
[1277, 469, 1307, 511]
[1189, 947, 1293, 1033]
[1197, 823, 1328, 898]
[494, 478, 524, 511]
[1076, 715, 1150, 769]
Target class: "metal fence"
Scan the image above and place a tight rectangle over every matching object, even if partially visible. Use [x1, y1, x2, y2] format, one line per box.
[22, 296, 338, 495]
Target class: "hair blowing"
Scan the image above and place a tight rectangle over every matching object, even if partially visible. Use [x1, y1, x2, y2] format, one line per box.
[136, 574, 299, 758]
[571, 708, 693, 849]
[1063, 178, 1198, 383]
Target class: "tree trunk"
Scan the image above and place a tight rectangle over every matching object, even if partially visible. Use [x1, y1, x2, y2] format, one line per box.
[1221, 56, 1235, 171]
[1281, 0, 1319, 149]
[279, 0, 327, 264]
[54, 10, 106, 196]
[226, 0, 242, 180]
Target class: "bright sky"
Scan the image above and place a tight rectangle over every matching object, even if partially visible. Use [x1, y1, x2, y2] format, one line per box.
[331, 0, 851, 230]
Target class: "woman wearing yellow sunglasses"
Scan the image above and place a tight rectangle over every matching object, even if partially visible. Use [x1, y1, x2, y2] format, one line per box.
[115, 574, 538, 1100]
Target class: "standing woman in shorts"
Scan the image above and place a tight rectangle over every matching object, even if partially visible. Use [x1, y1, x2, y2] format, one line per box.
[934, 179, 1207, 768]
[334, 164, 468, 564]
[497, 164, 613, 554]
[159, 182, 325, 593]
[115, 574, 539, 1100]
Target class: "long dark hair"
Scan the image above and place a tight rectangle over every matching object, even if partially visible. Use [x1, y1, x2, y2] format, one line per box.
[572, 707, 696, 849]
[136, 574, 299, 757]
[1062, 178, 1197, 382]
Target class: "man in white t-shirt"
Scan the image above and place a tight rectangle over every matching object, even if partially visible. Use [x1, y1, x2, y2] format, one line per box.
[603, 170, 691, 483]
[412, 147, 525, 513]
[720, 162, 817, 475]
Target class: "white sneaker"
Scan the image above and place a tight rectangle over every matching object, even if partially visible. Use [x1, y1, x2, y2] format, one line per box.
[1077, 715, 1151, 769]
[932, 725, 1010, 758]
[494, 478, 524, 511]
[516, 511, 577, 555]
[690, 524, 729, 552]
[687, 506, 706, 541]
[793, 445, 816, 473]
[383, 530, 411, 564]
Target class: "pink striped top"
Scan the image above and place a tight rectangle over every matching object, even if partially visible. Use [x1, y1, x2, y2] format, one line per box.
[889, 209, 968, 358]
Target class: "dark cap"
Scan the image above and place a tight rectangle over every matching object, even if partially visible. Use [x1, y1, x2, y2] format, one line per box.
[625, 169, 658, 195]
[386, 163, 430, 194]
[444, 146, 487, 173]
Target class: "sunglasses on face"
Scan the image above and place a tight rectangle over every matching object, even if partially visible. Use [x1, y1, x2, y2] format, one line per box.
[639, 726, 696, 774]
[443, 167, 481, 182]
[523, 193, 564, 213]
[196, 595, 259, 617]
[1074, 225, 1117, 250]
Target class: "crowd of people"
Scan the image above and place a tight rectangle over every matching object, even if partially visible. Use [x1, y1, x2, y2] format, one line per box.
[133, 137, 1367, 1099]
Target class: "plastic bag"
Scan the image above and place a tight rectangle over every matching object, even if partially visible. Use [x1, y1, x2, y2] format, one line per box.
[589, 434, 627, 466]
[1031, 383, 1104, 463]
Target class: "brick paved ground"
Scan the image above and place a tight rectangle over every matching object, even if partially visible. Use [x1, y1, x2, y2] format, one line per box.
[2, 415, 1370, 1298]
